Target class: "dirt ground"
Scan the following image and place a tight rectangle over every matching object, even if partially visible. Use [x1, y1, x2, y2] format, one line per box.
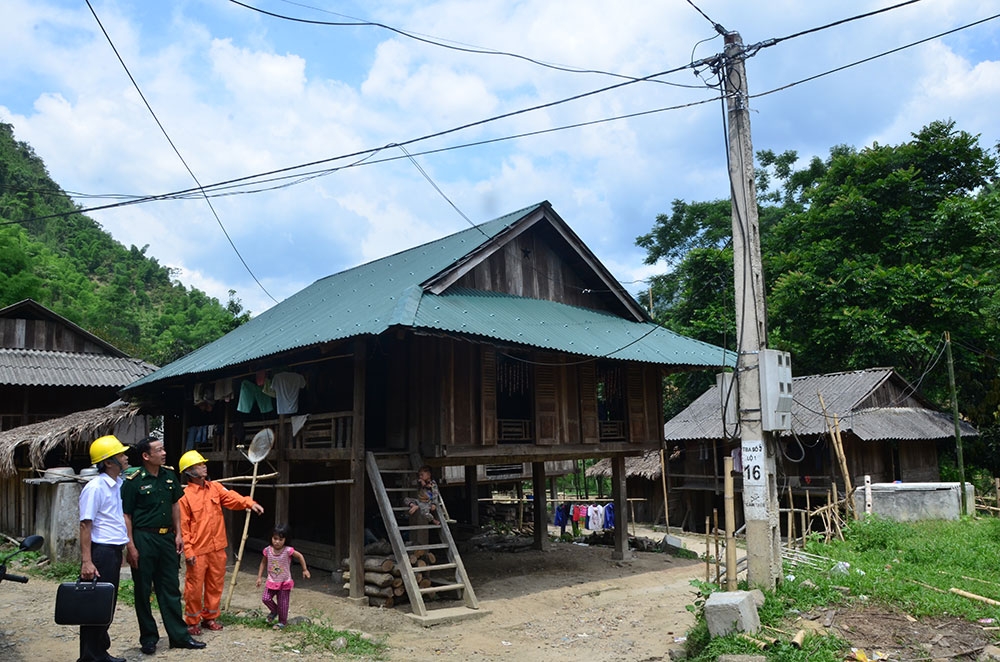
[0, 527, 993, 661]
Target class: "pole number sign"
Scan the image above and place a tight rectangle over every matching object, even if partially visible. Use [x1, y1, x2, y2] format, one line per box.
[742, 439, 765, 486]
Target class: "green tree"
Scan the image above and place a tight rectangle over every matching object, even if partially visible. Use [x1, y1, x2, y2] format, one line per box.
[638, 120, 1000, 442]
[0, 121, 251, 366]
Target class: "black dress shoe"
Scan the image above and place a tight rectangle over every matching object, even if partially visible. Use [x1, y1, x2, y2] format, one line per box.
[169, 638, 207, 649]
[140, 642, 156, 655]
[104, 656, 126, 662]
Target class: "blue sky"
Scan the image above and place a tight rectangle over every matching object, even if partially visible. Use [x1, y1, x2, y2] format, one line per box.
[2, 0, 999, 315]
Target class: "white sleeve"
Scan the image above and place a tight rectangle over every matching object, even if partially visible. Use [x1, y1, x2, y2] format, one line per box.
[79, 483, 99, 522]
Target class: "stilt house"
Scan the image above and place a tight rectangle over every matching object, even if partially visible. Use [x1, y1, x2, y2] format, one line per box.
[122, 202, 731, 613]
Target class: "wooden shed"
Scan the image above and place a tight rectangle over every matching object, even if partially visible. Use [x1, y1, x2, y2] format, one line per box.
[0, 299, 156, 536]
[122, 202, 731, 614]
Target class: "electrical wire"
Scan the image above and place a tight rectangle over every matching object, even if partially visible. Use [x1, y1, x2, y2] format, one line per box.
[3, 92, 723, 227]
[751, 12, 1000, 101]
[684, 0, 727, 36]
[233, 0, 711, 89]
[84, 0, 278, 304]
[15, 8, 998, 228]
[761, 0, 925, 49]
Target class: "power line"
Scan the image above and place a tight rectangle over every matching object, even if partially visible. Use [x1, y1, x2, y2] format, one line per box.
[5, 91, 721, 227]
[760, 0, 926, 49]
[751, 12, 1000, 100]
[233, 0, 711, 90]
[84, 0, 278, 304]
[684, 0, 727, 36]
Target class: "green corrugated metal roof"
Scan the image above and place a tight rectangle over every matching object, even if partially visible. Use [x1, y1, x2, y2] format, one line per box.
[125, 202, 731, 390]
[414, 289, 730, 365]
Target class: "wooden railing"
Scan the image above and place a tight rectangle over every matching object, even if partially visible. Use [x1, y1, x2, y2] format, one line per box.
[233, 411, 354, 452]
[498, 418, 533, 442]
[291, 412, 353, 449]
[598, 420, 626, 441]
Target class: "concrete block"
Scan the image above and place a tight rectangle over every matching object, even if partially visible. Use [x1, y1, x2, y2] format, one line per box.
[748, 588, 765, 607]
[851, 482, 974, 521]
[705, 590, 760, 637]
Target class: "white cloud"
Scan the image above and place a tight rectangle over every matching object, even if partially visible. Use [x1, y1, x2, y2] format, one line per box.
[2, 0, 999, 320]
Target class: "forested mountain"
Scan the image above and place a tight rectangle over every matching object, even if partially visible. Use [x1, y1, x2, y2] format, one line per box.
[637, 120, 1000, 473]
[0, 122, 249, 366]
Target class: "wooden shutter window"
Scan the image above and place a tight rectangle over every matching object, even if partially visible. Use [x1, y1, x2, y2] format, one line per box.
[481, 347, 497, 446]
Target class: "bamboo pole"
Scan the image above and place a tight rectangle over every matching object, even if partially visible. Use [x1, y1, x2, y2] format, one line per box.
[713, 508, 720, 587]
[832, 415, 855, 519]
[659, 448, 670, 531]
[804, 489, 812, 538]
[823, 490, 832, 542]
[724, 456, 737, 591]
[705, 516, 711, 583]
[786, 484, 794, 550]
[950, 588, 1000, 606]
[225, 459, 259, 610]
[214, 471, 280, 484]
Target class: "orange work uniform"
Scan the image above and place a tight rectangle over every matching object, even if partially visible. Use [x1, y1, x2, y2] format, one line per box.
[179, 480, 256, 626]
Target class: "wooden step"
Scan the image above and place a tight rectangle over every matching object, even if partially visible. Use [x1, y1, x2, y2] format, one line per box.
[419, 582, 466, 594]
[398, 524, 440, 531]
[406, 605, 487, 627]
[405, 543, 449, 552]
[419, 562, 457, 572]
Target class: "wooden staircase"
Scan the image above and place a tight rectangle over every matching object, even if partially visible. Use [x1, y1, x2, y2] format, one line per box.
[366, 452, 482, 625]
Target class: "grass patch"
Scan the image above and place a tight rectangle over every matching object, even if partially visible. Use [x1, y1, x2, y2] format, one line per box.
[681, 516, 1000, 660]
[31, 560, 80, 582]
[218, 610, 388, 658]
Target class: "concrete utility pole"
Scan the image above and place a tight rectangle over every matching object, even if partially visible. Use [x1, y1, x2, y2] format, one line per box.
[723, 31, 781, 589]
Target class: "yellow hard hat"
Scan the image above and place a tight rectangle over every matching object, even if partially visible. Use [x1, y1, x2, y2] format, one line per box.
[179, 450, 208, 474]
[90, 435, 130, 465]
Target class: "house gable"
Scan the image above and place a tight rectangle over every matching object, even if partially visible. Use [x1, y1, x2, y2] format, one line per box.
[424, 202, 646, 321]
[0, 299, 125, 357]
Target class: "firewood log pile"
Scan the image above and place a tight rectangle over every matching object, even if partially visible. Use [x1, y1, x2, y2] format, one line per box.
[339, 550, 436, 608]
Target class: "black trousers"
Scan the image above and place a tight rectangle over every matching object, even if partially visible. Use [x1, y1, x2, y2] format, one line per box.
[78, 542, 122, 662]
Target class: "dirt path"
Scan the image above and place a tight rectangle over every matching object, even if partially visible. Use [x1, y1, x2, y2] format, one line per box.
[0, 528, 703, 661]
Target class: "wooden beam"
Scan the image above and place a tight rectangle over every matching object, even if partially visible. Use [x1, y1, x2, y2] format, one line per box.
[465, 464, 479, 527]
[611, 455, 631, 560]
[532, 462, 548, 551]
[348, 339, 367, 602]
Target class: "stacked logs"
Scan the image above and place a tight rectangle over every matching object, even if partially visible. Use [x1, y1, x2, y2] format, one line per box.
[341, 550, 436, 608]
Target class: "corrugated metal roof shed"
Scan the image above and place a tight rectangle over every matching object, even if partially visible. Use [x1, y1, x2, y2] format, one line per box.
[0, 348, 157, 388]
[127, 202, 733, 389]
[663, 367, 978, 442]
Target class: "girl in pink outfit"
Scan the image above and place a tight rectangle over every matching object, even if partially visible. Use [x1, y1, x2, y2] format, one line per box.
[256, 524, 310, 629]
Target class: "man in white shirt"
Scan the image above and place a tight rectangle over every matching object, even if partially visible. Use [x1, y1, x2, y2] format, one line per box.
[78, 435, 133, 662]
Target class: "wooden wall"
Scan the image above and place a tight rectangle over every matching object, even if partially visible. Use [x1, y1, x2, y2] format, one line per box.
[0, 317, 111, 354]
[452, 227, 621, 314]
[395, 336, 663, 458]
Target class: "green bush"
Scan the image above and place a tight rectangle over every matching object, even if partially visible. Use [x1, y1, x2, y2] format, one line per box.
[842, 514, 907, 552]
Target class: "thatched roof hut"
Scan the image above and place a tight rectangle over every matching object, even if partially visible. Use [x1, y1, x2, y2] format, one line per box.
[0, 400, 145, 476]
[587, 451, 664, 480]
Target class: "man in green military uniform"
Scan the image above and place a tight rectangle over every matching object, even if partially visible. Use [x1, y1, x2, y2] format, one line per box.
[122, 436, 207, 654]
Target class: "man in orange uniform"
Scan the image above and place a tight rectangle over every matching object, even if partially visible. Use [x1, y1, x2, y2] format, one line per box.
[178, 450, 263, 635]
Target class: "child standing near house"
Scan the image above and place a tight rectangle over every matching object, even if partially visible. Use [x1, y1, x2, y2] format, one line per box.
[404, 465, 440, 525]
[256, 524, 310, 629]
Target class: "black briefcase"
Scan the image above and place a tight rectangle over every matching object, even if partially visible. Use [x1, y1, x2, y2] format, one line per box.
[54, 579, 116, 626]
